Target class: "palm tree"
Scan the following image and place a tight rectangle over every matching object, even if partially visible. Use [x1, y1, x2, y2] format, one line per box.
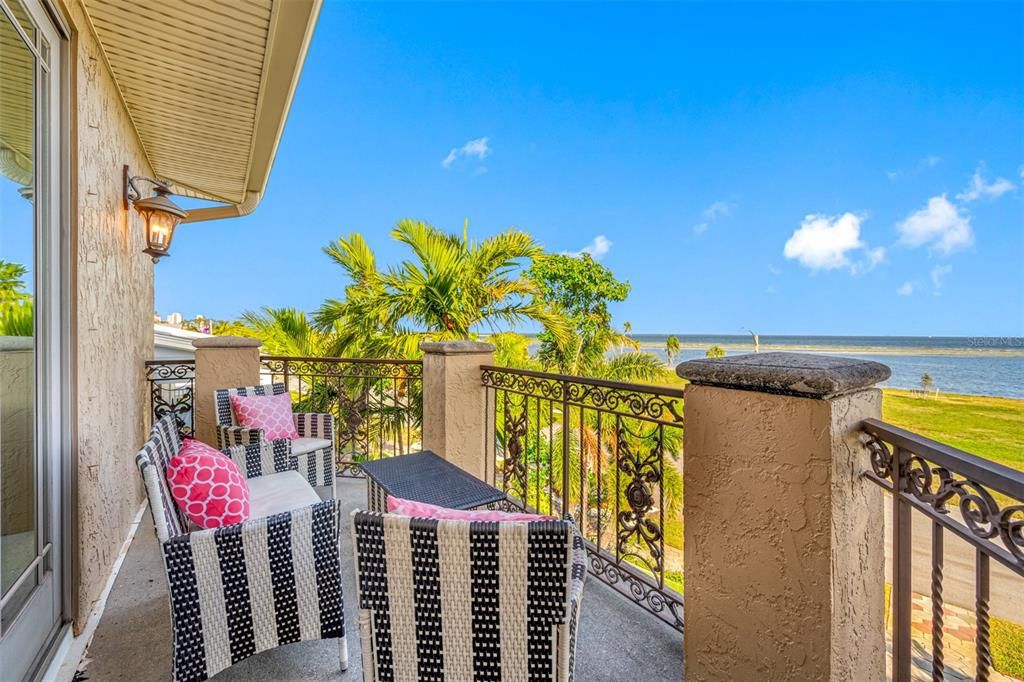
[240, 307, 333, 357]
[316, 220, 567, 358]
[706, 344, 726, 358]
[665, 335, 680, 366]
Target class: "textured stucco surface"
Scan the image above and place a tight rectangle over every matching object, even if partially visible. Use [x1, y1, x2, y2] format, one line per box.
[421, 343, 494, 481]
[70, 0, 155, 631]
[682, 384, 884, 681]
[192, 339, 263, 446]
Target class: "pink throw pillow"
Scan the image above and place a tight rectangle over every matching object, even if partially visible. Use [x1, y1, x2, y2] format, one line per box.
[167, 439, 250, 529]
[229, 392, 299, 440]
[387, 495, 557, 522]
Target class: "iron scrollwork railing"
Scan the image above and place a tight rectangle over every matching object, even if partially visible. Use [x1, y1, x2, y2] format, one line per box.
[481, 365, 685, 631]
[261, 356, 423, 476]
[145, 360, 196, 436]
[862, 418, 1024, 682]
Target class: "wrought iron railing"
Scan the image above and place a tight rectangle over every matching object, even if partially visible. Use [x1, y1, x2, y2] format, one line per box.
[145, 359, 195, 436]
[261, 356, 423, 476]
[481, 365, 685, 630]
[862, 418, 1024, 682]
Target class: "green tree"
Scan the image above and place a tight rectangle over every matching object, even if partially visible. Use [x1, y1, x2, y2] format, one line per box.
[316, 220, 567, 358]
[526, 253, 632, 375]
[212, 319, 256, 337]
[706, 344, 726, 358]
[0, 260, 30, 305]
[239, 307, 334, 357]
[0, 260, 32, 336]
[665, 335, 680, 366]
[487, 332, 538, 370]
[921, 372, 935, 394]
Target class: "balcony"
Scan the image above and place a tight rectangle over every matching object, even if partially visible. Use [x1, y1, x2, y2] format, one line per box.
[79, 345, 1023, 682]
[79, 475, 683, 681]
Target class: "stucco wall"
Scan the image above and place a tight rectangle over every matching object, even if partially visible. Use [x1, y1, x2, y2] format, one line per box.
[682, 384, 884, 681]
[69, 0, 154, 631]
[420, 341, 494, 481]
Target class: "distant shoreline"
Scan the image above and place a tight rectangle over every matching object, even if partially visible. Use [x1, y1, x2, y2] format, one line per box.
[632, 341, 1024, 358]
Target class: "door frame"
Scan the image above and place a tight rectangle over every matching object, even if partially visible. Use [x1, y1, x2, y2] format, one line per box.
[0, 0, 73, 677]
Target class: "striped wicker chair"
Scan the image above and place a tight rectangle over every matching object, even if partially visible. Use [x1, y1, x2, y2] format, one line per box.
[213, 382, 335, 489]
[351, 511, 587, 681]
[135, 415, 348, 682]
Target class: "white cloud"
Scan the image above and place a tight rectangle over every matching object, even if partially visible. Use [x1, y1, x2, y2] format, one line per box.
[887, 155, 941, 181]
[576, 235, 612, 260]
[931, 264, 953, 294]
[441, 136, 491, 169]
[897, 195, 973, 254]
[783, 212, 872, 271]
[692, 200, 735, 235]
[851, 246, 886, 275]
[702, 201, 734, 219]
[768, 265, 782, 276]
[956, 165, 1016, 202]
[897, 281, 914, 296]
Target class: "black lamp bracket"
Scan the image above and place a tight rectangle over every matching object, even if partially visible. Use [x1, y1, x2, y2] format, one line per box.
[123, 165, 174, 210]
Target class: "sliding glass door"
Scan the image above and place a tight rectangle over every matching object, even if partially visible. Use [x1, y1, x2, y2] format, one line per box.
[0, 0, 66, 678]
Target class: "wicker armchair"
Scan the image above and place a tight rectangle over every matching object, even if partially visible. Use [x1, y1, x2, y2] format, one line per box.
[213, 382, 335, 488]
[136, 415, 348, 682]
[351, 511, 587, 681]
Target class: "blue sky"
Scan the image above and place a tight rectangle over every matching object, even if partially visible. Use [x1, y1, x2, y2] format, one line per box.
[156, 1, 1024, 336]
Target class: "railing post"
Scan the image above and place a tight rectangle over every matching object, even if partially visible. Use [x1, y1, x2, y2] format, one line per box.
[892, 446, 913, 681]
[420, 340, 495, 481]
[677, 352, 890, 681]
[192, 336, 262, 446]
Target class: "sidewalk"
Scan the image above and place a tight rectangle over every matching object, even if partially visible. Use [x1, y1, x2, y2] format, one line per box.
[887, 592, 1020, 681]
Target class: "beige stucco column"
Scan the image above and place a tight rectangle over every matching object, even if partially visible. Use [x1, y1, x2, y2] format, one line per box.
[676, 352, 889, 682]
[420, 340, 495, 480]
[192, 336, 263, 446]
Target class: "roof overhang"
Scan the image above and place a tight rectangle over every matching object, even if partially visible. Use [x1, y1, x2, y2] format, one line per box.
[81, 0, 321, 222]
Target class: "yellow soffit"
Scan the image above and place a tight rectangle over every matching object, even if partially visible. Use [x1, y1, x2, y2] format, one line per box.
[81, 0, 321, 218]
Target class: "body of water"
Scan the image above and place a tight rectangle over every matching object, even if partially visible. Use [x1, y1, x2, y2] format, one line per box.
[630, 335, 1024, 399]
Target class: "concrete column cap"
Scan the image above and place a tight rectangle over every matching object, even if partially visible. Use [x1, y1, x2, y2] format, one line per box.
[192, 336, 262, 349]
[676, 351, 891, 399]
[420, 340, 495, 355]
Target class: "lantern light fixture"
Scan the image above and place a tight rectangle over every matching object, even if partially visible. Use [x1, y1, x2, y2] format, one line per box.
[123, 165, 188, 263]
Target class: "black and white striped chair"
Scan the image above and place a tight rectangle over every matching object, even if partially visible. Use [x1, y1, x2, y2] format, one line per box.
[351, 511, 587, 681]
[213, 382, 335, 489]
[136, 415, 348, 682]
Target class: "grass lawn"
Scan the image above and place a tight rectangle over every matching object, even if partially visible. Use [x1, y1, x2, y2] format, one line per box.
[882, 389, 1024, 472]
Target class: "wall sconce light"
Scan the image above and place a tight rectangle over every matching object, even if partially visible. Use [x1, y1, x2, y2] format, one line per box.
[123, 165, 188, 263]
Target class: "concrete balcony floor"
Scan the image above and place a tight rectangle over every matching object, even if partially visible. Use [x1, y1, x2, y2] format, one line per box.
[78, 477, 684, 681]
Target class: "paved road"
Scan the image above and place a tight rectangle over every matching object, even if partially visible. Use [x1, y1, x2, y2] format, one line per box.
[883, 503, 1023, 623]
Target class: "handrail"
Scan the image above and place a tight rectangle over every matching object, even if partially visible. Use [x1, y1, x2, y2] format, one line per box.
[862, 417, 1024, 500]
[480, 364, 685, 398]
[261, 354, 422, 366]
[862, 417, 1024, 682]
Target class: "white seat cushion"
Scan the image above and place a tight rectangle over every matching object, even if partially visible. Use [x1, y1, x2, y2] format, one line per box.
[247, 470, 321, 518]
[291, 437, 332, 456]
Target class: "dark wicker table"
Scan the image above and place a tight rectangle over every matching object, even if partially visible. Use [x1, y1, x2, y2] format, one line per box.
[360, 451, 507, 512]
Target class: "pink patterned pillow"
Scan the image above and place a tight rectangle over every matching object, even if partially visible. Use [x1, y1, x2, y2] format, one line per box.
[387, 495, 556, 522]
[167, 439, 250, 529]
[229, 392, 299, 440]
